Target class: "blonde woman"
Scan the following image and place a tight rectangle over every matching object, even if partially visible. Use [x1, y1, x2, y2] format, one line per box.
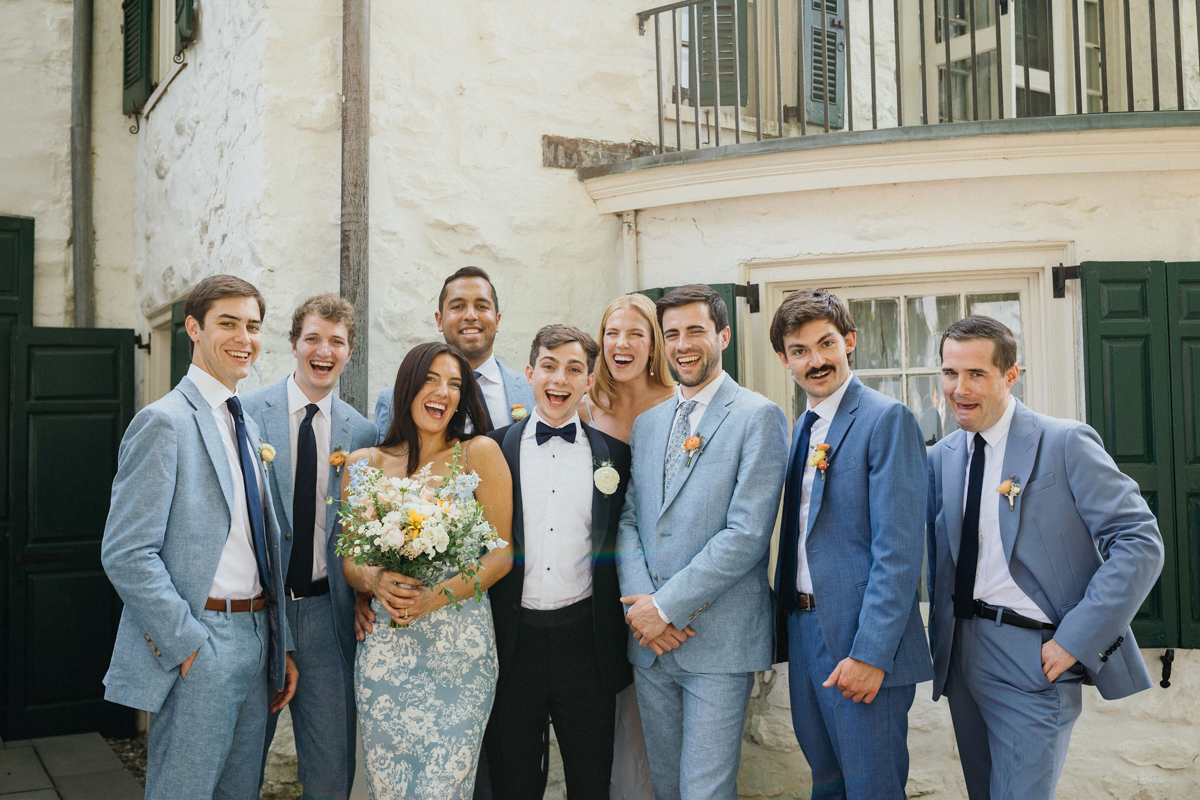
[581, 294, 675, 800]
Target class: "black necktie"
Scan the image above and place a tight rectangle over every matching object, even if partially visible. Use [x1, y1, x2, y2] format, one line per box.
[286, 403, 319, 595]
[954, 433, 988, 620]
[473, 370, 495, 432]
[779, 411, 819, 613]
[535, 421, 577, 446]
[225, 396, 271, 592]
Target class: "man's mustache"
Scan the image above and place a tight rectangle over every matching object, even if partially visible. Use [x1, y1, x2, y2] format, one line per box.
[806, 365, 833, 378]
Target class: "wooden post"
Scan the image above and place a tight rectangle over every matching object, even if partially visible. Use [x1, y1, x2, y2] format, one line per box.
[71, 0, 95, 328]
[339, 0, 370, 413]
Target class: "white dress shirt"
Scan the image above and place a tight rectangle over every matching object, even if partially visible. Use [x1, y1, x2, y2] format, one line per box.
[965, 395, 1051, 622]
[472, 355, 513, 429]
[519, 410, 594, 610]
[286, 374, 333, 582]
[187, 365, 264, 600]
[670, 370, 727, 434]
[796, 373, 854, 595]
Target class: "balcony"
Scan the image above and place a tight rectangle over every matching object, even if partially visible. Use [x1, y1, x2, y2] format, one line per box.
[581, 0, 1200, 195]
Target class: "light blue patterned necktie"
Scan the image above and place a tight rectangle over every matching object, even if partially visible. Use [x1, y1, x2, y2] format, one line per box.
[664, 399, 698, 495]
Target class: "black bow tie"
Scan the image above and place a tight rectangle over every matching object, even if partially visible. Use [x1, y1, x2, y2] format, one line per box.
[535, 421, 577, 446]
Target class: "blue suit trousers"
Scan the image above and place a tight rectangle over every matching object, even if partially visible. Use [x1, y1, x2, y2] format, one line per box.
[787, 609, 915, 800]
[946, 617, 1083, 800]
[147, 607, 268, 800]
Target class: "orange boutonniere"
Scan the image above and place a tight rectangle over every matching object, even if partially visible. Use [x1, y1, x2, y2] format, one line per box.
[683, 435, 703, 466]
[330, 446, 347, 475]
[808, 442, 831, 480]
[997, 475, 1022, 511]
[510, 404, 528, 422]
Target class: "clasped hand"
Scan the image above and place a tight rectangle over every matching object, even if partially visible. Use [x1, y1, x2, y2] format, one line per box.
[620, 593, 696, 655]
[369, 568, 436, 626]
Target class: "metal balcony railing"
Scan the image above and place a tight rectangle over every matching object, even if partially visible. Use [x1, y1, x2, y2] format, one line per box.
[636, 0, 1200, 154]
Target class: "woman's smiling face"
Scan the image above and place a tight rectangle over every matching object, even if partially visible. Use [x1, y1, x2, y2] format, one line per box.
[603, 306, 653, 383]
[410, 353, 463, 438]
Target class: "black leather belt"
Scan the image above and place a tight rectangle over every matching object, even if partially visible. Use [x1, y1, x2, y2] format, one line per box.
[288, 578, 330, 601]
[973, 600, 1056, 631]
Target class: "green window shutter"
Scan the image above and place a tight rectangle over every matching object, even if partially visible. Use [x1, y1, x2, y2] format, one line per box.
[1167, 262, 1200, 647]
[1081, 261, 1178, 647]
[176, 0, 195, 54]
[802, 0, 846, 129]
[637, 284, 741, 382]
[690, 0, 750, 108]
[170, 299, 190, 389]
[122, 0, 153, 114]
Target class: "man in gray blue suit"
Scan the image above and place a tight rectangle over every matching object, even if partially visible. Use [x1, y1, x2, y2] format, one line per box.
[373, 266, 534, 438]
[243, 294, 378, 799]
[617, 284, 788, 799]
[101, 275, 298, 800]
[928, 315, 1164, 800]
[770, 289, 932, 800]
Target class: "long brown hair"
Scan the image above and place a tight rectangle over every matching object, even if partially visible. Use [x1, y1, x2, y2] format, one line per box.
[589, 294, 675, 411]
[380, 342, 488, 475]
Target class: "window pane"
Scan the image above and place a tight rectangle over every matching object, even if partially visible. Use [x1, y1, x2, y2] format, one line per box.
[909, 375, 958, 446]
[906, 295, 960, 368]
[849, 299, 901, 370]
[860, 374, 904, 401]
[966, 292, 1024, 361]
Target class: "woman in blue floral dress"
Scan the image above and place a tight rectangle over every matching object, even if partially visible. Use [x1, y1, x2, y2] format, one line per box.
[342, 342, 513, 800]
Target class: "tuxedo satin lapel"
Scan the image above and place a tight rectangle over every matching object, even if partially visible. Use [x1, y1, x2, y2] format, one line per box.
[584, 424, 611, 556]
[180, 378, 236, 516]
[942, 431, 968, 565]
[501, 419, 527, 549]
[1000, 401, 1042, 565]
[660, 378, 736, 516]
[805, 380, 861, 536]
[263, 398, 293, 532]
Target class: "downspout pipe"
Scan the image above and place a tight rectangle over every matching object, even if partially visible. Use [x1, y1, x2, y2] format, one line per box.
[71, 0, 95, 327]
[339, 0, 370, 413]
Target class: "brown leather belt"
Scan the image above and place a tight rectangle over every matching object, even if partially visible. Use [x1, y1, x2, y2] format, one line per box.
[796, 593, 816, 611]
[205, 595, 267, 613]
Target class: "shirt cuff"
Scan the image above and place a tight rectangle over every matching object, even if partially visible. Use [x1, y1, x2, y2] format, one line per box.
[652, 596, 671, 625]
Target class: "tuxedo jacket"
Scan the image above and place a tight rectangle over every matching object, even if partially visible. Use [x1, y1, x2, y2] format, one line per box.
[616, 375, 789, 674]
[487, 419, 634, 695]
[241, 376, 379, 668]
[927, 400, 1164, 701]
[772, 376, 933, 686]
[101, 376, 291, 713]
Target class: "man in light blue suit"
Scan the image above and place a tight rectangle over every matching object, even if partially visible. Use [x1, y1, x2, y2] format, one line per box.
[374, 266, 534, 438]
[102, 275, 298, 800]
[617, 284, 788, 800]
[928, 315, 1163, 800]
[770, 289, 932, 800]
[242, 294, 377, 799]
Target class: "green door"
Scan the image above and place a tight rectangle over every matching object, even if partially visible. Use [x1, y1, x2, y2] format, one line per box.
[5, 327, 137, 738]
[638, 283, 743, 382]
[171, 298, 190, 389]
[1167, 263, 1200, 648]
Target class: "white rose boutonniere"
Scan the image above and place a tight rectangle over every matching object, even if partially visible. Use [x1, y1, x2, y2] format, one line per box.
[593, 460, 620, 496]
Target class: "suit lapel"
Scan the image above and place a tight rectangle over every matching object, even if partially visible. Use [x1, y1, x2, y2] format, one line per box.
[263, 384, 293, 532]
[501, 419, 528, 549]
[806, 377, 861, 536]
[583, 424, 610, 556]
[999, 401, 1042, 564]
[660, 376, 737, 516]
[942, 430, 968, 565]
[180, 378, 236, 516]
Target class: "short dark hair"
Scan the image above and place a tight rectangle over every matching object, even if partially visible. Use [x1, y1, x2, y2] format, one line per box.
[939, 315, 1018, 371]
[528, 324, 600, 372]
[438, 267, 498, 313]
[769, 288, 856, 353]
[380, 341, 489, 472]
[184, 274, 265, 329]
[289, 293, 357, 350]
[656, 284, 728, 333]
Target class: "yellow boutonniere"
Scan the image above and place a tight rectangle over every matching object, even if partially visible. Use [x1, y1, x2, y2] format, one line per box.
[257, 439, 276, 468]
[808, 442, 831, 480]
[510, 404, 528, 422]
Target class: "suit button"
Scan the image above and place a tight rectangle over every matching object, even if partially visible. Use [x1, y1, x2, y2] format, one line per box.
[144, 634, 150, 641]
[653, 573, 659, 580]
[285, 533, 292, 540]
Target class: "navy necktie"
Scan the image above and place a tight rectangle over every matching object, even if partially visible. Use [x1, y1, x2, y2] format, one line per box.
[535, 420, 577, 446]
[779, 410, 819, 612]
[225, 396, 271, 593]
[286, 403, 319, 595]
[954, 433, 988, 620]
[473, 370, 495, 432]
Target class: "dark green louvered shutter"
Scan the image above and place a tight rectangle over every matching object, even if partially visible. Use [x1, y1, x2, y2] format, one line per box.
[1166, 262, 1200, 647]
[171, 299, 190, 389]
[122, 0, 153, 114]
[176, 0, 195, 54]
[802, 0, 846, 129]
[690, 1, 750, 108]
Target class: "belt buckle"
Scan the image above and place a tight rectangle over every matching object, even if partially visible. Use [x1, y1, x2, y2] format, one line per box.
[289, 588, 301, 601]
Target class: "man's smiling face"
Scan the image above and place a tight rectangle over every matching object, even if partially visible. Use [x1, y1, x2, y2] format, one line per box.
[291, 313, 351, 400]
[526, 342, 593, 427]
[187, 296, 263, 391]
[776, 318, 856, 407]
[436, 277, 499, 366]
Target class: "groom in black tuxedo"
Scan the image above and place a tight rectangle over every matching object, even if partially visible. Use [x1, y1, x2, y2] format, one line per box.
[483, 324, 634, 799]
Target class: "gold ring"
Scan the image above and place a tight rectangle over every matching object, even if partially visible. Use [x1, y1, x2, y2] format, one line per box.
[403, 608, 408, 619]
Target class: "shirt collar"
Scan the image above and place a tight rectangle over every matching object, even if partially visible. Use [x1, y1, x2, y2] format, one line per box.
[187, 364, 237, 409]
[472, 354, 501, 384]
[676, 370, 726, 410]
[524, 408, 582, 439]
[287, 373, 333, 419]
[971, 394, 1017, 451]
[805, 372, 854, 422]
